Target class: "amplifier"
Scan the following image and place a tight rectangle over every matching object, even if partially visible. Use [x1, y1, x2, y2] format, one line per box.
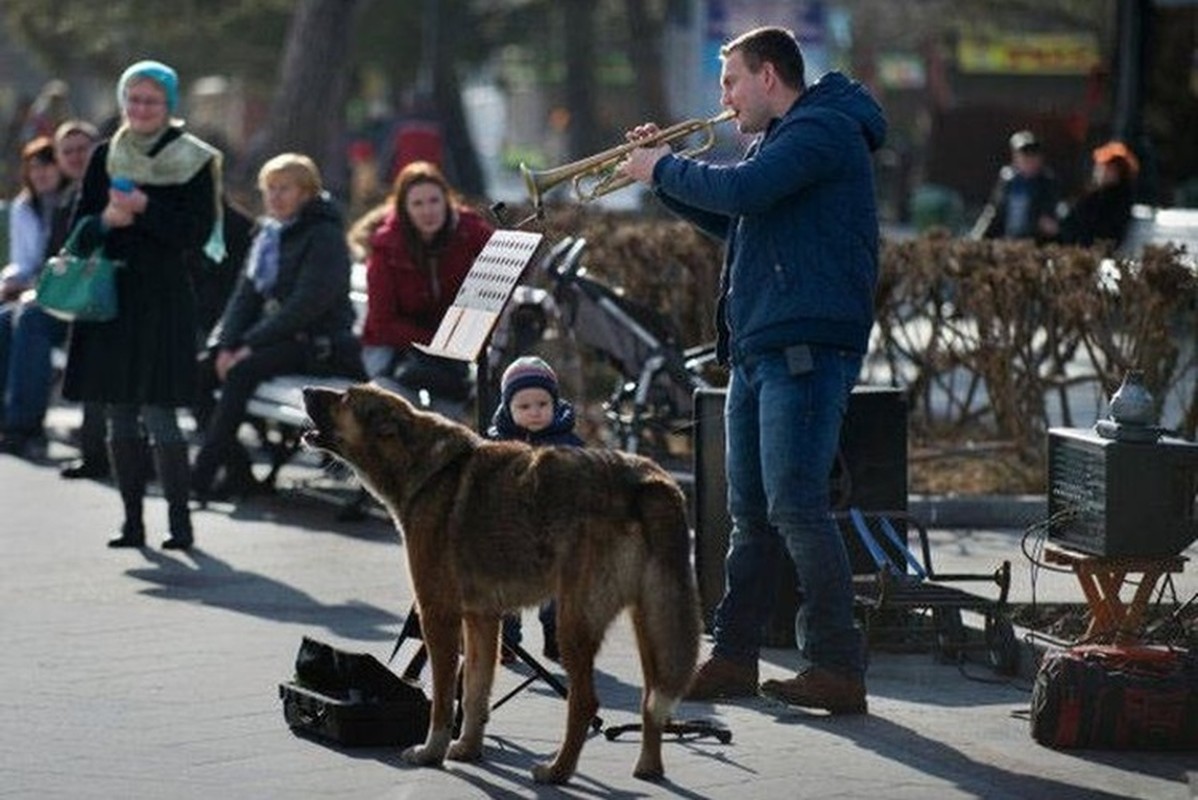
[1047, 427, 1198, 557]
[693, 385, 907, 645]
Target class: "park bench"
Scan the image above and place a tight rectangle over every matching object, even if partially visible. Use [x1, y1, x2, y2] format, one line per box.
[238, 262, 369, 489]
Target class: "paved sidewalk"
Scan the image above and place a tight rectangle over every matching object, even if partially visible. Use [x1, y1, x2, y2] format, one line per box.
[1, 446, 1195, 799]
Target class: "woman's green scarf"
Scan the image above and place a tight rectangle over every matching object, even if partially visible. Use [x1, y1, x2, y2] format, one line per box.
[106, 123, 226, 261]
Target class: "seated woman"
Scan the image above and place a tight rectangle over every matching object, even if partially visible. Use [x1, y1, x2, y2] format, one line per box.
[351, 160, 493, 401]
[0, 136, 65, 457]
[191, 153, 365, 500]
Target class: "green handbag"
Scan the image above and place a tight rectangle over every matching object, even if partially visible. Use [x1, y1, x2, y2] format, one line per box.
[36, 222, 123, 322]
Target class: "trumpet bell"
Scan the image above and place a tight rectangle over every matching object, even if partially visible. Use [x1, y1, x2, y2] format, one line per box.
[520, 162, 553, 210]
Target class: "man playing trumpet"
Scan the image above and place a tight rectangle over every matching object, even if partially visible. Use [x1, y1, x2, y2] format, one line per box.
[618, 25, 886, 714]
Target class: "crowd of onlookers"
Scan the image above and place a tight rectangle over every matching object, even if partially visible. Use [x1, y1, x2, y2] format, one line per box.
[0, 62, 496, 551]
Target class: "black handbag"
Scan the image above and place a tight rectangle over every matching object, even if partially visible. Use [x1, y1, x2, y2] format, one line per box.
[36, 222, 123, 322]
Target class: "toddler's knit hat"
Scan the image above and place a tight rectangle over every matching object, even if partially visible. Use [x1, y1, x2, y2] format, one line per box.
[501, 356, 559, 406]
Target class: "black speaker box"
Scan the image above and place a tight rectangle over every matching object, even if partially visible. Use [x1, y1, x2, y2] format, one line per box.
[693, 385, 908, 646]
[1048, 427, 1198, 557]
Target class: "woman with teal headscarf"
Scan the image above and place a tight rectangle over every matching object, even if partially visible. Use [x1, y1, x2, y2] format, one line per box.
[62, 59, 224, 551]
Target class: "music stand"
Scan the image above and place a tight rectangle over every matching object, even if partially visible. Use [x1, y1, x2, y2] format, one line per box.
[412, 231, 541, 358]
[412, 228, 543, 431]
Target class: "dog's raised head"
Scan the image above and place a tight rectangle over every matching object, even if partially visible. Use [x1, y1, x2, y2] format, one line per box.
[302, 383, 478, 505]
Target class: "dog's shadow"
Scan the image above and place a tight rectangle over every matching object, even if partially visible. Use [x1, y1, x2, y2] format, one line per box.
[307, 729, 719, 800]
[316, 658, 728, 798]
[125, 547, 401, 642]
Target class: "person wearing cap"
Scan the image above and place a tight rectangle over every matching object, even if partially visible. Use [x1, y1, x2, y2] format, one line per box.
[1058, 141, 1140, 248]
[974, 129, 1061, 243]
[47, 121, 112, 481]
[60, 59, 225, 551]
[487, 355, 585, 662]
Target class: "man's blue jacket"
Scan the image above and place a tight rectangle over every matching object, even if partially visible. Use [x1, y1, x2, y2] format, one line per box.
[651, 71, 887, 364]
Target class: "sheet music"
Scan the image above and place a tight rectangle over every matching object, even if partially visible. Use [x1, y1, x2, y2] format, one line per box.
[414, 230, 544, 362]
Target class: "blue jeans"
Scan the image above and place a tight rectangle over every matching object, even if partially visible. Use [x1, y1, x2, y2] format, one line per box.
[711, 345, 866, 676]
[3, 303, 67, 434]
[0, 304, 11, 426]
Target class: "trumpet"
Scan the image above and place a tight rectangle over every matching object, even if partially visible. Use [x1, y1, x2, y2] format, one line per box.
[521, 109, 736, 207]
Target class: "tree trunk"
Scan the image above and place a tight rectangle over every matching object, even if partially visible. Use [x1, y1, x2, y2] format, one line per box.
[431, 0, 486, 197]
[561, 0, 602, 159]
[241, 0, 361, 197]
[623, 0, 671, 122]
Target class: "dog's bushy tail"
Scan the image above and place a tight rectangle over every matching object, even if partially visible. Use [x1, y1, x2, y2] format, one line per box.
[634, 479, 701, 722]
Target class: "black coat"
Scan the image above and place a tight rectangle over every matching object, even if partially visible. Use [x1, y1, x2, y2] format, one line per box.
[63, 131, 216, 406]
[211, 194, 357, 352]
[1058, 183, 1134, 248]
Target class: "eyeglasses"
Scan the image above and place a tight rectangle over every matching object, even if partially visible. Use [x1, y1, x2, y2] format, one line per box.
[125, 95, 166, 108]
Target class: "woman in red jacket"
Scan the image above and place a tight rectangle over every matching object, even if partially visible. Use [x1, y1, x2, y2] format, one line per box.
[355, 160, 493, 400]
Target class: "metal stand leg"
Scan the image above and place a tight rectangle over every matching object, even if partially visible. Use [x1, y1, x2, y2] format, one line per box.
[604, 719, 732, 744]
[390, 605, 602, 731]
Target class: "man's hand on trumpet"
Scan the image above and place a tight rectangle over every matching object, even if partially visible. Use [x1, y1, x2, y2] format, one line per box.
[617, 122, 672, 186]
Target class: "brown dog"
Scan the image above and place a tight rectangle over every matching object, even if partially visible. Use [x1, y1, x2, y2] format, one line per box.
[301, 383, 700, 784]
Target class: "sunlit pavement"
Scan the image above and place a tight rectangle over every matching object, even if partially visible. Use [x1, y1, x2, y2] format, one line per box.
[1, 408, 1194, 799]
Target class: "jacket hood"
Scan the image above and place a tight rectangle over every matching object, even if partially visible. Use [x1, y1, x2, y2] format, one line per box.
[296, 191, 345, 228]
[799, 71, 886, 152]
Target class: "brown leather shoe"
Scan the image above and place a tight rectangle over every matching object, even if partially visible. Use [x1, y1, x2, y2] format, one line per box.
[760, 667, 867, 714]
[684, 655, 759, 700]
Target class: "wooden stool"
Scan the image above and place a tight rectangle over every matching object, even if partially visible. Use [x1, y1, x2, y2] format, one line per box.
[1043, 543, 1187, 643]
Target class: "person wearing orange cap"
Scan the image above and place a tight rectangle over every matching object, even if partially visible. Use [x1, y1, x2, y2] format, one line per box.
[1059, 140, 1140, 247]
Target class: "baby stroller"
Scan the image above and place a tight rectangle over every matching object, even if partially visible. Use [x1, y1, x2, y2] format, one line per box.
[539, 236, 717, 474]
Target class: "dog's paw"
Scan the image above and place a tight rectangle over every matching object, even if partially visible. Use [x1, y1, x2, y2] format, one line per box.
[531, 760, 572, 785]
[401, 743, 446, 767]
[446, 738, 484, 762]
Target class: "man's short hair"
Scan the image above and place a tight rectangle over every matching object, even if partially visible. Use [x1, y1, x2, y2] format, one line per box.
[721, 26, 806, 91]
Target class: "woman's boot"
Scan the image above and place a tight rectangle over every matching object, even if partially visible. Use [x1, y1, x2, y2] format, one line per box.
[215, 442, 261, 499]
[190, 437, 221, 504]
[107, 437, 147, 548]
[154, 441, 194, 550]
